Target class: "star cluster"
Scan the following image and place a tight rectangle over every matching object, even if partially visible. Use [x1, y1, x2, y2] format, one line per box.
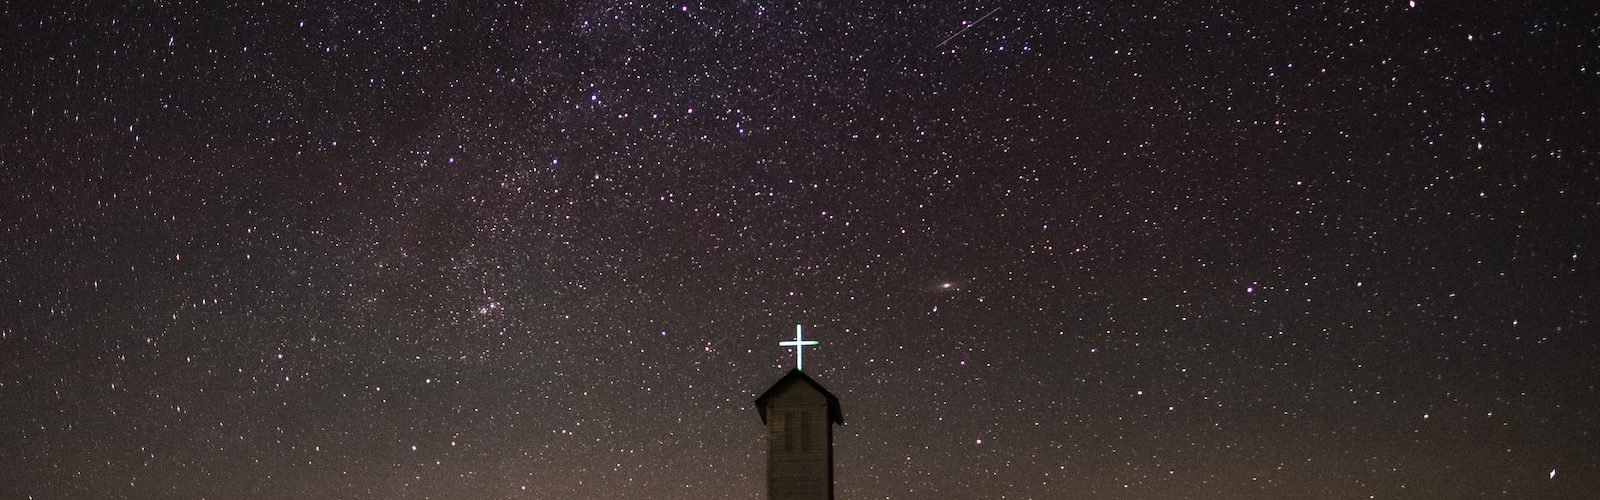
[2, 2, 1598, 498]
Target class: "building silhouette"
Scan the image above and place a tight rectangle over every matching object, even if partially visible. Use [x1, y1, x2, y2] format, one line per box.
[755, 369, 843, 500]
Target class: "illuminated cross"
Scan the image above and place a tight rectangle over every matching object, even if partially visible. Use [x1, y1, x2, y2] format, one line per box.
[779, 324, 820, 371]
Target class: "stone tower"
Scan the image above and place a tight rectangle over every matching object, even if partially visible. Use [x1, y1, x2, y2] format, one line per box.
[755, 369, 843, 500]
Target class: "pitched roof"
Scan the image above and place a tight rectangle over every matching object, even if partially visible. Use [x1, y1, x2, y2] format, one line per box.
[754, 369, 844, 425]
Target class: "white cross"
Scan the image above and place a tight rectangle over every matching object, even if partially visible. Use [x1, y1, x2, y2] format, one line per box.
[779, 324, 819, 371]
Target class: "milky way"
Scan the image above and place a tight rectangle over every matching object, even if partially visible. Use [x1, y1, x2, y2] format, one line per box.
[3, 2, 1598, 498]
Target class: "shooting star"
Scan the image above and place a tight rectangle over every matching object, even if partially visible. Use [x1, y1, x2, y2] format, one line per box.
[936, 7, 1001, 48]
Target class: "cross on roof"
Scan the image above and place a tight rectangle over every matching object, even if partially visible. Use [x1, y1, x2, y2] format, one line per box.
[779, 324, 819, 371]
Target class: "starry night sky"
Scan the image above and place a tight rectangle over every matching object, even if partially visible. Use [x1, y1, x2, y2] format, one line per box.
[3, 2, 1599, 499]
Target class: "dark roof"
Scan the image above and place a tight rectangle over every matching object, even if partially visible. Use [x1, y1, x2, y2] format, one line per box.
[754, 369, 844, 425]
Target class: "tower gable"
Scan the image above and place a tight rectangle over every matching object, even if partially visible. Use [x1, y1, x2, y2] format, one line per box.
[754, 369, 844, 425]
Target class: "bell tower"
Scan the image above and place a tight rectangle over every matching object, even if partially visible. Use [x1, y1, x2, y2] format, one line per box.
[755, 325, 842, 500]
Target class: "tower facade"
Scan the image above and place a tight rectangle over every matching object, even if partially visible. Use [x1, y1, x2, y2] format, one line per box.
[755, 369, 843, 500]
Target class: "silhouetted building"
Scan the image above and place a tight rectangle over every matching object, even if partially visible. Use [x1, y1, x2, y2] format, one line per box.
[755, 369, 843, 500]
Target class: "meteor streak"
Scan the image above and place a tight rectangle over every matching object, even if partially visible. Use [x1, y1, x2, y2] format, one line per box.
[936, 7, 1001, 48]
